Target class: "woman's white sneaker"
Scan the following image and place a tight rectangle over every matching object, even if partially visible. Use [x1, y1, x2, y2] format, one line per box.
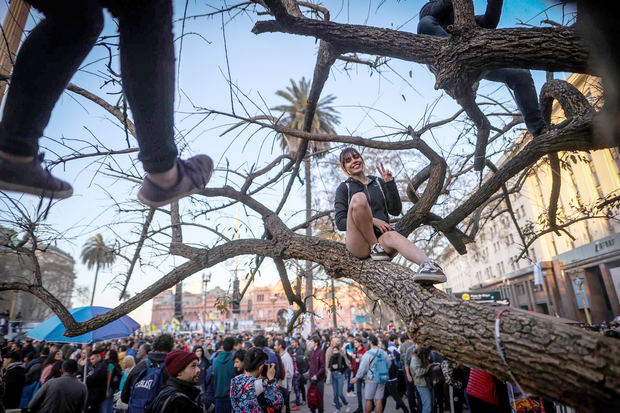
[370, 243, 391, 261]
[413, 260, 447, 283]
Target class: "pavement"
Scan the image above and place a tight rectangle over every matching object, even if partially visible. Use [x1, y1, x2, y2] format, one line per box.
[293, 381, 405, 413]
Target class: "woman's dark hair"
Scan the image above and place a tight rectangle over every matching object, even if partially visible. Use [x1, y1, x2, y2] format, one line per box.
[43, 350, 60, 367]
[107, 349, 119, 364]
[339, 147, 362, 174]
[416, 346, 431, 368]
[233, 349, 246, 363]
[243, 347, 268, 372]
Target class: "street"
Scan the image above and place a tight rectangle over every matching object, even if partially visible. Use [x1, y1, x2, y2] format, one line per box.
[295, 382, 405, 413]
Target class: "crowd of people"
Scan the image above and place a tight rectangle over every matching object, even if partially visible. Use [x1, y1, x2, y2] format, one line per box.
[2, 322, 592, 413]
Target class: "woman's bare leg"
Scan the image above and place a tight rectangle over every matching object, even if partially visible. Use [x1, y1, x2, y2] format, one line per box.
[345, 193, 379, 258]
[378, 231, 429, 265]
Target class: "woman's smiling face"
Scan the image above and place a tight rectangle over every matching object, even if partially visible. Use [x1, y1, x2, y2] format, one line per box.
[342, 151, 364, 175]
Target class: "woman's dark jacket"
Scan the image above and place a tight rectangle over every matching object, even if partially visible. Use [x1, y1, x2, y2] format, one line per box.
[334, 175, 402, 232]
[329, 353, 347, 374]
[148, 377, 203, 413]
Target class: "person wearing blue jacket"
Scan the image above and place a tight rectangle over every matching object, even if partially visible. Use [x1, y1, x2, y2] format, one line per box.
[212, 337, 237, 413]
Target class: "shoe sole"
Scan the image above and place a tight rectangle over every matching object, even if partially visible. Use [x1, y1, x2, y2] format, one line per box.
[0, 180, 73, 199]
[413, 273, 447, 284]
[138, 156, 214, 207]
[370, 254, 392, 261]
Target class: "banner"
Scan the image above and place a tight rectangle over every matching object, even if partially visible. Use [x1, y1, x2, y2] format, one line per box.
[533, 262, 543, 285]
[354, 314, 370, 323]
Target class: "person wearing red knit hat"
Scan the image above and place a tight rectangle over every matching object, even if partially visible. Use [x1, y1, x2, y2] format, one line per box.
[148, 350, 203, 413]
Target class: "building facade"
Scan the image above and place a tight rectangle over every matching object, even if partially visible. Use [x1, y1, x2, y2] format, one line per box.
[151, 280, 371, 332]
[0, 243, 76, 322]
[440, 74, 620, 324]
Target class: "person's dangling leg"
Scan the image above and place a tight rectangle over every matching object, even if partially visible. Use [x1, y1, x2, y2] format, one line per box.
[378, 231, 446, 284]
[377, 231, 428, 265]
[109, 0, 213, 207]
[484, 68, 546, 136]
[0, 0, 103, 198]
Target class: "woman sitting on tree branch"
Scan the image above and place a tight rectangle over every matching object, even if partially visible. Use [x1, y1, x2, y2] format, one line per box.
[334, 147, 446, 283]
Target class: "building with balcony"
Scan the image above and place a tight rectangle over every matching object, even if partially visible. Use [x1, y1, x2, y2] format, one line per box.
[150, 279, 371, 332]
[440, 74, 620, 324]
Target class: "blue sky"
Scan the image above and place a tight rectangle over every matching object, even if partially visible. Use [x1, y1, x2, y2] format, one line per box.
[0, 0, 574, 325]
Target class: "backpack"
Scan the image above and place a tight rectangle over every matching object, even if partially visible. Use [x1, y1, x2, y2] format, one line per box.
[387, 347, 401, 379]
[19, 380, 41, 408]
[128, 359, 166, 413]
[307, 382, 322, 409]
[371, 350, 389, 384]
[296, 353, 309, 375]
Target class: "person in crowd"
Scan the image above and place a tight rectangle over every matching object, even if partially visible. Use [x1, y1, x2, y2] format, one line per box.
[417, 0, 546, 140]
[351, 337, 366, 413]
[121, 333, 174, 405]
[403, 342, 419, 413]
[119, 355, 135, 392]
[0, 0, 214, 207]
[118, 345, 128, 365]
[1, 351, 26, 409]
[86, 352, 108, 413]
[213, 337, 237, 413]
[410, 346, 435, 413]
[344, 334, 356, 396]
[382, 338, 409, 413]
[230, 347, 282, 413]
[232, 349, 246, 375]
[114, 355, 135, 412]
[328, 341, 350, 413]
[290, 338, 307, 408]
[24, 347, 48, 385]
[308, 336, 326, 413]
[40, 349, 63, 384]
[101, 350, 121, 413]
[149, 350, 203, 412]
[28, 359, 87, 413]
[254, 335, 281, 379]
[137, 343, 151, 363]
[275, 339, 294, 413]
[352, 334, 389, 413]
[334, 147, 446, 283]
[194, 345, 210, 392]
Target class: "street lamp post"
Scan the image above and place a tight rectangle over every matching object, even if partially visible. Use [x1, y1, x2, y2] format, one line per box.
[202, 272, 211, 333]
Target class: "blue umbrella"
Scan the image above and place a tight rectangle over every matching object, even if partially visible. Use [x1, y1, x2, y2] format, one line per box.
[28, 306, 140, 344]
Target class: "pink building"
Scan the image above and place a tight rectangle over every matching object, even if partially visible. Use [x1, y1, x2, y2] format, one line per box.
[150, 281, 369, 331]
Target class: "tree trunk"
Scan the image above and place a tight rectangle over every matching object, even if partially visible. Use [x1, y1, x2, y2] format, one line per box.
[89, 265, 99, 306]
[276, 234, 620, 412]
[174, 281, 183, 322]
[304, 157, 314, 329]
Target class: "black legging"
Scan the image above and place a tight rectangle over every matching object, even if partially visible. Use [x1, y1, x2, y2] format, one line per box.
[383, 380, 410, 413]
[0, 0, 177, 173]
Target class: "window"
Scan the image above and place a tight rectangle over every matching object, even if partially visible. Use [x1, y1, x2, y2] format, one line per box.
[257, 294, 264, 302]
[258, 309, 264, 318]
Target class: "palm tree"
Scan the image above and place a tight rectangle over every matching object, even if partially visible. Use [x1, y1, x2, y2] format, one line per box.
[273, 77, 340, 327]
[81, 234, 116, 306]
[272, 77, 340, 154]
